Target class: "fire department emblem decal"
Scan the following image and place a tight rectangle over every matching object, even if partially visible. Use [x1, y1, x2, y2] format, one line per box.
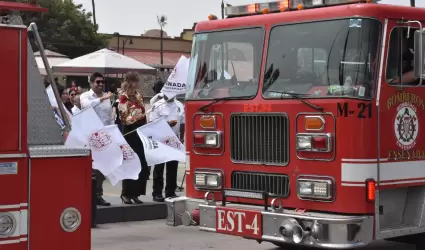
[162, 136, 181, 150]
[394, 102, 419, 150]
[88, 129, 112, 151]
[120, 144, 135, 162]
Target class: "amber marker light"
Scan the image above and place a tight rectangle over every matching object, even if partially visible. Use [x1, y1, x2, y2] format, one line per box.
[208, 14, 217, 20]
[261, 8, 270, 14]
[199, 115, 216, 129]
[304, 116, 325, 131]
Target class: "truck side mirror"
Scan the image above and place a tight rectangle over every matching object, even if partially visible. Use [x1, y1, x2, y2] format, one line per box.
[414, 29, 425, 80]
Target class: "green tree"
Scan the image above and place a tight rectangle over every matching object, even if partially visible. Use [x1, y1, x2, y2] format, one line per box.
[6, 0, 108, 58]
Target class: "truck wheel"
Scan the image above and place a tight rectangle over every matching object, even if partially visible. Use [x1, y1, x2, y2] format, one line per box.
[414, 233, 425, 250]
[416, 238, 425, 250]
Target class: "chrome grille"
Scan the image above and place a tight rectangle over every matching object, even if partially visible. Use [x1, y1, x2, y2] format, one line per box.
[231, 171, 290, 197]
[230, 113, 289, 165]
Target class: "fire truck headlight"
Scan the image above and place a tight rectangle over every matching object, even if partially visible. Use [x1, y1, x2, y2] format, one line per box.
[296, 135, 312, 150]
[0, 212, 16, 237]
[296, 133, 332, 152]
[193, 131, 222, 148]
[205, 133, 219, 147]
[194, 171, 222, 190]
[297, 178, 333, 201]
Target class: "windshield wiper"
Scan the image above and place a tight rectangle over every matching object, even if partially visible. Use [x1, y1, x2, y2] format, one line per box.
[199, 96, 251, 112]
[269, 91, 324, 112]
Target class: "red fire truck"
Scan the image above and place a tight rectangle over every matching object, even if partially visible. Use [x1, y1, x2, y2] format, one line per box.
[0, 1, 92, 249]
[166, 0, 425, 248]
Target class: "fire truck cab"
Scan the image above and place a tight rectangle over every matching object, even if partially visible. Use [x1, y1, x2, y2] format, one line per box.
[0, 1, 92, 249]
[166, 0, 425, 248]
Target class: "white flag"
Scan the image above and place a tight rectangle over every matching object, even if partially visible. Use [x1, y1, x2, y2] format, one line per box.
[46, 85, 72, 120]
[161, 55, 189, 99]
[104, 125, 141, 186]
[136, 118, 185, 166]
[65, 107, 123, 176]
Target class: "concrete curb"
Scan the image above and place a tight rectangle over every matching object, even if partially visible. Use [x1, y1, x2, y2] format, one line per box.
[96, 202, 167, 224]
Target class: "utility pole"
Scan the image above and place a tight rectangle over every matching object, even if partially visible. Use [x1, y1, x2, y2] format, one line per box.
[91, 0, 97, 27]
[221, 0, 224, 19]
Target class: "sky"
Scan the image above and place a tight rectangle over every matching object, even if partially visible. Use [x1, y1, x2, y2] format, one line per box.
[73, 0, 425, 37]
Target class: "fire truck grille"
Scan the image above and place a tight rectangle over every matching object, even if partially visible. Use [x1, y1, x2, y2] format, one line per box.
[230, 113, 289, 165]
[231, 171, 290, 197]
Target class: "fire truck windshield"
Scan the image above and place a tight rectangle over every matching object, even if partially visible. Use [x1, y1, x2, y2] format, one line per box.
[185, 28, 264, 100]
[263, 18, 381, 99]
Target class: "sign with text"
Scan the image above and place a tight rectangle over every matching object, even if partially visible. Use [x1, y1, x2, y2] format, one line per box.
[161, 55, 189, 99]
[215, 207, 262, 239]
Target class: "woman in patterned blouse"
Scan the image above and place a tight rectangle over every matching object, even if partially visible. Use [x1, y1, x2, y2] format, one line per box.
[118, 72, 149, 204]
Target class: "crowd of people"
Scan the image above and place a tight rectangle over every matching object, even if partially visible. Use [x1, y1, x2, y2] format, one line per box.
[45, 72, 185, 226]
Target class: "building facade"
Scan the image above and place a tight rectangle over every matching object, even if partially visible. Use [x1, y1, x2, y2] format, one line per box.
[104, 23, 195, 97]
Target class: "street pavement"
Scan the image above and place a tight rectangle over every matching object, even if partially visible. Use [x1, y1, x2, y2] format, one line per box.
[91, 220, 416, 250]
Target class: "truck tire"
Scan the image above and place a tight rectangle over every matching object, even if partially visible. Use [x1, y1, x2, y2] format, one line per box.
[416, 236, 425, 250]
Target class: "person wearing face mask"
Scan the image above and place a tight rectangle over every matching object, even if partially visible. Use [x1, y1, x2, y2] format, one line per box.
[80, 72, 114, 206]
[148, 94, 185, 202]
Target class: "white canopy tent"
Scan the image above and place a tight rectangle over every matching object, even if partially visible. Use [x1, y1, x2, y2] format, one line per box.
[52, 48, 157, 75]
[35, 49, 71, 76]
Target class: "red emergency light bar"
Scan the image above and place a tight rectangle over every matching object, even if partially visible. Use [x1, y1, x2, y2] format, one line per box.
[224, 0, 379, 17]
[0, 1, 47, 13]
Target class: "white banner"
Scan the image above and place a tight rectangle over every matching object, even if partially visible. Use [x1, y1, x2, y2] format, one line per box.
[161, 55, 189, 99]
[65, 107, 123, 176]
[136, 118, 185, 166]
[104, 125, 141, 186]
[46, 85, 72, 120]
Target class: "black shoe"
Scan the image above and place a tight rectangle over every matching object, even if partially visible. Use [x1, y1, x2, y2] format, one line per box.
[120, 196, 133, 205]
[132, 197, 144, 204]
[166, 194, 179, 199]
[97, 198, 111, 206]
[153, 195, 165, 202]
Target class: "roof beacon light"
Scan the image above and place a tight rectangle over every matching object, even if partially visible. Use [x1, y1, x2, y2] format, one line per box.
[224, 0, 373, 17]
[324, 0, 370, 5]
[294, 0, 372, 8]
[208, 14, 218, 20]
[225, 1, 290, 17]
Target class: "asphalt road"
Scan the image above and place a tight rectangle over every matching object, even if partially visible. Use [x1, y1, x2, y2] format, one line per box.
[92, 220, 416, 250]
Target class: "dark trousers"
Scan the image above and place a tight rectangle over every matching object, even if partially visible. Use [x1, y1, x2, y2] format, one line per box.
[94, 169, 105, 199]
[121, 123, 149, 197]
[152, 161, 178, 198]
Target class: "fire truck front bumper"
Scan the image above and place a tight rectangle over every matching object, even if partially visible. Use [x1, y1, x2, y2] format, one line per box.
[165, 194, 374, 249]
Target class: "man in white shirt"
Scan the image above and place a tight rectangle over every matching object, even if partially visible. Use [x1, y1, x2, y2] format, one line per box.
[80, 72, 114, 206]
[71, 94, 82, 115]
[148, 95, 185, 202]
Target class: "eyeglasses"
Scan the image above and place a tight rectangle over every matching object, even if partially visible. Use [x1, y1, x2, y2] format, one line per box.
[95, 80, 104, 84]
